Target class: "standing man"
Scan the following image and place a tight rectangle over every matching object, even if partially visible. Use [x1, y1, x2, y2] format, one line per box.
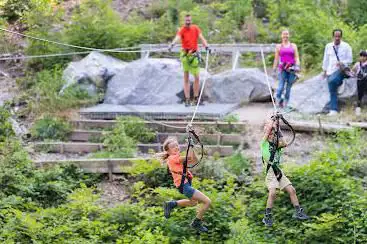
[322, 29, 353, 116]
[169, 14, 210, 107]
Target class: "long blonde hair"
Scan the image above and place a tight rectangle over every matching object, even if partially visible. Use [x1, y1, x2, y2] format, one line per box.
[155, 137, 178, 163]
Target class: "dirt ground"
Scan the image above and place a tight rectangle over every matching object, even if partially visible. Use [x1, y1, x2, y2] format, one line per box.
[232, 103, 328, 173]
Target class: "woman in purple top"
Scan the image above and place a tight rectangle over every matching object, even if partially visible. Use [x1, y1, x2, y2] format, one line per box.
[272, 30, 300, 109]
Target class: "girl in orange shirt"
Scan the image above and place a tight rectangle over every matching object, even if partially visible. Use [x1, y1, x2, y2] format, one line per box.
[158, 137, 211, 232]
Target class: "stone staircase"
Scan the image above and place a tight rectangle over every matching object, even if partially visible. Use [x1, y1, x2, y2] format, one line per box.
[33, 116, 247, 176]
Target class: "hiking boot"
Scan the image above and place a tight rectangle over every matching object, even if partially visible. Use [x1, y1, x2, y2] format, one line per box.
[185, 98, 191, 107]
[262, 213, 273, 227]
[192, 96, 204, 106]
[292, 207, 309, 220]
[191, 218, 208, 232]
[163, 201, 176, 219]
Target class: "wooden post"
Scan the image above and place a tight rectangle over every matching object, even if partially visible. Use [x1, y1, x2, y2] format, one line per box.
[107, 160, 113, 181]
[318, 115, 324, 135]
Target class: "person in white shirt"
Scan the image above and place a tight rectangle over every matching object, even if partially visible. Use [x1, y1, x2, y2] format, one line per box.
[322, 29, 353, 116]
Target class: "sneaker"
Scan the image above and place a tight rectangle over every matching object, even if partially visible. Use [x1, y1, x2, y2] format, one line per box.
[262, 213, 273, 227]
[163, 201, 176, 219]
[327, 110, 338, 116]
[192, 96, 204, 106]
[355, 107, 361, 116]
[185, 99, 191, 107]
[191, 218, 208, 232]
[292, 208, 309, 220]
[283, 106, 293, 113]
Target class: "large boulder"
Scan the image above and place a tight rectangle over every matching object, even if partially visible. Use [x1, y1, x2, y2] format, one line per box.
[289, 74, 357, 114]
[205, 68, 275, 103]
[104, 58, 210, 105]
[61, 51, 127, 95]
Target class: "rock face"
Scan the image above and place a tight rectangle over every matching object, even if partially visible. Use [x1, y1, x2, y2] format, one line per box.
[104, 58, 210, 105]
[205, 68, 275, 103]
[65, 54, 275, 105]
[61, 51, 127, 95]
[289, 74, 357, 114]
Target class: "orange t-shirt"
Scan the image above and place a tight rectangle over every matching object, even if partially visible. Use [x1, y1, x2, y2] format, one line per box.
[177, 25, 201, 51]
[167, 154, 193, 188]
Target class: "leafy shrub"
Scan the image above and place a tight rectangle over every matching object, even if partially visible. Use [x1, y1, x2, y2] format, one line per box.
[223, 113, 240, 123]
[0, 137, 100, 208]
[0, 0, 31, 21]
[23, 0, 68, 70]
[31, 115, 71, 141]
[102, 120, 136, 157]
[64, 0, 156, 61]
[229, 130, 367, 243]
[0, 106, 15, 142]
[20, 67, 99, 117]
[224, 152, 251, 176]
[116, 116, 156, 143]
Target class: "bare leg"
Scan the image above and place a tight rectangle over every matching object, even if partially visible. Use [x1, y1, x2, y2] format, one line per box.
[177, 199, 198, 207]
[184, 72, 190, 99]
[283, 185, 300, 206]
[193, 74, 200, 98]
[266, 188, 277, 208]
[191, 190, 211, 220]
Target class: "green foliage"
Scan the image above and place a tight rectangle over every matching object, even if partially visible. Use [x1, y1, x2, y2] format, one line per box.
[31, 115, 71, 141]
[223, 113, 240, 123]
[0, 138, 100, 208]
[18, 67, 98, 117]
[23, 0, 67, 69]
[116, 116, 156, 143]
[0, 106, 14, 142]
[345, 0, 367, 26]
[0, 0, 31, 21]
[102, 119, 136, 158]
[64, 0, 155, 61]
[124, 159, 161, 176]
[224, 152, 251, 176]
[229, 129, 367, 243]
[1, 129, 367, 242]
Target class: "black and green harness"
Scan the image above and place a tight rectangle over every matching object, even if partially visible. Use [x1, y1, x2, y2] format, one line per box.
[168, 127, 204, 194]
[262, 113, 296, 181]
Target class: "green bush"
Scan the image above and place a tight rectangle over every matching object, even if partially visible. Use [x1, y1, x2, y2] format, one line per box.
[23, 0, 67, 70]
[31, 115, 71, 141]
[116, 116, 156, 143]
[0, 106, 14, 142]
[64, 0, 156, 61]
[102, 119, 136, 158]
[0, 0, 31, 21]
[20, 67, 99, 117]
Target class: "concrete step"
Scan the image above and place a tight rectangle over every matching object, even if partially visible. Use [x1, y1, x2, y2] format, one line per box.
[71, 119, 247, 133]
[70, 130, 243, 145]
[79, 103, 239, 121]
[33, 142, 234, 156]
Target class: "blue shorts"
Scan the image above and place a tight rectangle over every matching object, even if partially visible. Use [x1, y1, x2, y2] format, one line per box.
[181, 181, 196, 199]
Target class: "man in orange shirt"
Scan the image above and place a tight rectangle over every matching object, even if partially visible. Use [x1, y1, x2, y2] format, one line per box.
[169, 14, 210, 106]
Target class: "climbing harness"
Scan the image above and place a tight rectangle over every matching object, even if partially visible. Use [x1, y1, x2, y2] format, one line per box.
[262, 112, 296, 181]
[261, 46, 296, 181]
[178, 126, 204, 193]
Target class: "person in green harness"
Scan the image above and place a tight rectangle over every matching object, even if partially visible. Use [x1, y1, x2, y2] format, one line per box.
[261, 115, 309, 227]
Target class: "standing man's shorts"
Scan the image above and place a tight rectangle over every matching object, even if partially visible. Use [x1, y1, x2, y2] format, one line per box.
[180, 51, 200, 76]
[265, 167, 292, 190]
